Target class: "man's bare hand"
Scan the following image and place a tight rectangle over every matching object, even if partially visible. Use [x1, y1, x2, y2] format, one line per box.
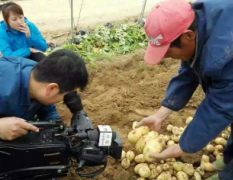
[0, 117, 39, 141]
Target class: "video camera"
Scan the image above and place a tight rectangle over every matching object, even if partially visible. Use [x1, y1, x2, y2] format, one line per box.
[0, 92, 122, 180]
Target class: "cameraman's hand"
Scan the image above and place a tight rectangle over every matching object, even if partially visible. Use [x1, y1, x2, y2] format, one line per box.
[136, 106, 173, 132]
[0, 117, 39, 141]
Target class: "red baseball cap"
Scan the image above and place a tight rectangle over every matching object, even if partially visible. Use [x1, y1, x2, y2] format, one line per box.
[144, 0, 195, 65]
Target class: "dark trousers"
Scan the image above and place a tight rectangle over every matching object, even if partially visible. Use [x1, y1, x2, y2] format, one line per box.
[219, 124, 233, 180]
[27, 52, 46, 62]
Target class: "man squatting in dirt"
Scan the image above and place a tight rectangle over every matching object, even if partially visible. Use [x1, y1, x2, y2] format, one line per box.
[0, 50, 88, 141]
[136, 0, 233, 179]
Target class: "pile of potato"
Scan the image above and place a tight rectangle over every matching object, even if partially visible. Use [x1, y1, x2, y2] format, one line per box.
[120, 117, 231, 180]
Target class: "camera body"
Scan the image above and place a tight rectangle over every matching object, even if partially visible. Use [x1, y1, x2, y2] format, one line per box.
[0, 92, 122, 180]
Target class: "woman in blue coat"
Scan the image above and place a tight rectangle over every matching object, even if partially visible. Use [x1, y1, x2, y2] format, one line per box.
[0, 2, 47, 62]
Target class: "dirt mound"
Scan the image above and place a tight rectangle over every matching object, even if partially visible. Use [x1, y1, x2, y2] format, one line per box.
[58, 49, 205, 180]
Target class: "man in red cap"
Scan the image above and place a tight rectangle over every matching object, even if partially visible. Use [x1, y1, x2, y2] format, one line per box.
[136, 0, 233, 179]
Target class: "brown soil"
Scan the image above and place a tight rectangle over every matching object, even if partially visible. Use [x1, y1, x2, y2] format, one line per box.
[56, 49, 212, 180]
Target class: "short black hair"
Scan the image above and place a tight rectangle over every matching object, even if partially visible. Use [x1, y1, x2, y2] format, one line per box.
[170, 5, 198, 48]
[32, 49, 89, 93]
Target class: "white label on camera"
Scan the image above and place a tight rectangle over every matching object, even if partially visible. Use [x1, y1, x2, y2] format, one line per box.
[99, 132, 112, 146]
[98, 125, 112, 132]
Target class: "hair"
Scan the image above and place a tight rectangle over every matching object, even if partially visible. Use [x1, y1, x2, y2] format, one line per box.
[170, 4, 198, 48]
[0, 2, 24, 28]
[32, 49, 89, 93]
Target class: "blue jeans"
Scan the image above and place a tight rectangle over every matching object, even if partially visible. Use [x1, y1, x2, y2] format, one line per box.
[219, 124, 233, 180]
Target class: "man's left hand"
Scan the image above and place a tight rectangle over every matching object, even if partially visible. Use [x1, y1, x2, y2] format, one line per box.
[149, 144, 185, 160]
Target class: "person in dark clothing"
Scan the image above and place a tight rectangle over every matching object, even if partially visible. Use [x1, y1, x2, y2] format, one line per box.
[0, 2, 47, 62]
[0, 49, 88, 141]
[136, 0, 233, 179]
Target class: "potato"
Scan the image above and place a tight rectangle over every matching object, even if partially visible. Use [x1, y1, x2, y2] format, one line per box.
[206, 144, 215, 153]
[139, 166, 151, 178]
[183, 163, 194, 176]
[227, 126, 231, 132]
[126, 150, 135, 162]
[163, 164, 170, 171]
[143, 137, 166, 162]
[173, 162, 184, 171]
[157, 171, 172, 180]
[134, 163, 148, 174]
[135, 154, 146, 163]
[132, 121, 139, 129]
[215, 145, 224, 151]
[166, 158, 172, 162]
[164, 135, 171, 142]
[179, 127, 185, 133]
[171, 158, 176, 162]
[201, 155, 209, 163]
[171, 177, 178, 180]
[137, 178, 145, 180]
[121, 158, 130, 169]
[135, 131, 159, 153]
[171, 135, 180, 143]
[221, 133, 228, 139]
[149, 164, 156, 169]
[213, 149, 220, 156]
[167, 124, 173, 132]
[204, 163, 214, 172]
[216, 153, 223, 160]
[149, 166, 162, 179]
[167, 140, 175, 146]
[194, 172, 202, 180]
[172, 127, 182, 136]
[127, 126, 150, 144]
[185, 117, 193, 125]
[121, 150, 126, 160]
[196, 167, 205, 176]
[177, 171, 189, 180]
[214, 137, 227, 146]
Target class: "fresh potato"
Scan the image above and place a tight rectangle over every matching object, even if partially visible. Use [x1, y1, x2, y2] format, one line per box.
[173, 162, 184, 172]
[127, 126, 150, 144]
[176, 171, 189, 180]
[221, 132, 228, 139]
[215, 145, 224, 151]
[149, 166, 162, 179]
[213, 149, 220, 156]
[121, 150, 126, 160]
[143, 137, 166, 162]
[227, 126, 231, 132]
[149, 164, 156, 169]
[185, 117, 193, 125]
[172, 127, 182, 136]
[126, 150, 135, 162]
[171, 158, 176, 162]
[194, 172, 202, 180]
[216, 153, 223, 160]
[171, 135, 179, 143]
[132, 121, 139, 129]
[121, 158, 130, 169]
[139, 166, 151, 178]
[167, 124, 173, 132]
[134, 163, 148, 174]
[214, 137, 227, 146]
[135, 154, 146, 163]
[135, 131, 159, 153]
[167, 140, 176, 146]
[206, 144, 215, 153]
[164, 135, 171, 142]
[183, 163, 194, 176]
[137, 178, 145, 180]
[196, 167, 205, 176]
[166, 158, 172, 162]
[157, 171, 172, 180]
[171, 177, 178, 180]
[163, 164, 170, 171]
[201, 155, 214, 172]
